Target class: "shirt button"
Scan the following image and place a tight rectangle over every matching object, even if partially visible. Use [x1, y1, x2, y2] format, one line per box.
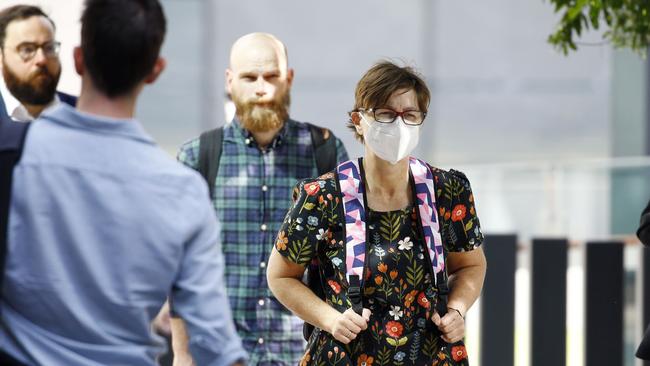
[262, 185, 268, 192]
[258, 299, 265, 306]
[258, 337, 264, 344]
[260, 224, 267, 231]
[260, 261, 266, 268]
[245, 138, 251, 145]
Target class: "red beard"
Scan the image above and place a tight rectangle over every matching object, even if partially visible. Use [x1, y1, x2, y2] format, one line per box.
[233, 92, 290, 133]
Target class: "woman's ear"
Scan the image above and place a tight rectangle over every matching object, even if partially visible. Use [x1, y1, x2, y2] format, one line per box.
[350, 111, 361, 125]
[351, 112, 363, 136]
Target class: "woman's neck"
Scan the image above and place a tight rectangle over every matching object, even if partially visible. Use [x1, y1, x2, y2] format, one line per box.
[362, 149, 411, 211]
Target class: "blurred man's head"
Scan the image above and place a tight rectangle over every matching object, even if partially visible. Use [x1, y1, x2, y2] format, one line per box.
[0, 5, 61, 106]
[226, 32, 293, 133]
[75, 0, 166, 99]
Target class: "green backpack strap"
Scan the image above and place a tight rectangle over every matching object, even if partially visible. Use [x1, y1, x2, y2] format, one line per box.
[197, 127, 224, 199]
[307, 122, 337, 175]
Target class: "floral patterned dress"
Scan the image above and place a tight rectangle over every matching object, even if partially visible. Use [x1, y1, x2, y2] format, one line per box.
[275, 164, 483, 366]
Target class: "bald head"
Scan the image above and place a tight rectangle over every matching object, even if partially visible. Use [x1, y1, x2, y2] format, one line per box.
[229, 32, 288, 73]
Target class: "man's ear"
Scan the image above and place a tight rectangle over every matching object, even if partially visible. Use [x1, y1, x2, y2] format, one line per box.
[144, 57, 166, 84]
[73, 46, 84, 76]
[225, 68, 233, 94]
[286, 68, 294, 87]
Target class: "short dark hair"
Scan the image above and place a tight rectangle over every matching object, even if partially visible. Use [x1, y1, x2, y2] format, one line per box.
[81, 0, 166, 97]
[348, 61, 431, 142]
[0, 5, 55, 49]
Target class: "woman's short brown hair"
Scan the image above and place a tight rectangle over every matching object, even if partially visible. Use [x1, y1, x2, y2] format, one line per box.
[348, 61, 430, 142]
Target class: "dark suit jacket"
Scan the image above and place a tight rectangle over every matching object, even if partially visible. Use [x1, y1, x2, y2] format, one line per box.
[0, 90, 77, 120]
[638, 200, 650, 360]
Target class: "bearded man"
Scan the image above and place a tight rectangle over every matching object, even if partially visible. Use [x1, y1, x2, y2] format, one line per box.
[0, 5, 75, 122]
[174, 32, 348, 365]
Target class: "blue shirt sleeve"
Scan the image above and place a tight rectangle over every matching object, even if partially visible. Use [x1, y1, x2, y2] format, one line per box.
[170, 179, 248, 365]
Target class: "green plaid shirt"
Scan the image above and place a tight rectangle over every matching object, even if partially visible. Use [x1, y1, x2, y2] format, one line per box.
[177, 118, 348, 365]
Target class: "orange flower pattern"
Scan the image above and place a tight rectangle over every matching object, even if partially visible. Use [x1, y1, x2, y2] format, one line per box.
[275, 165, 482, 365]
[451, 345, 468, 362]
[385, 321, 404, 338]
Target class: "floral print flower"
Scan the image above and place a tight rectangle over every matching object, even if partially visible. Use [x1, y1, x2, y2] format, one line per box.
[275, 231, 287, 251]
[398, 237, 413, 251]
[389, 305, 403, 320]
[404, 290, 418, 308]
[331, 257, 342, 268]
[304, 181, 320, 196]
[393, 351, 405, 362]
[316, 228, 327, 241]
[328, 280, 341, 294]
[385, 321, 403, 338]
[357, 354, 374, 366]
[417, 292, 430, 309]
[307, 216, 318, 226]
[451, 345, 468, 361]
[374, 275, 383, 285]
[451, 204, 466, 222]
[389, 270, 398, 280]
[378, 263, 388, 273]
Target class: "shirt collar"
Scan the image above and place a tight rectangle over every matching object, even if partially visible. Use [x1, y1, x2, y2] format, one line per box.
[40, 103, 155, 145]
[229, 116, 291, 150]
[0, 76, 60, 122]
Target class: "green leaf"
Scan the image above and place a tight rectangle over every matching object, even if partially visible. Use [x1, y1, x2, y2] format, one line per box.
[464, 220, 474, 232]
[303, 202, 315, 210]
[567, 0, 589, 20]
[387, 337, 397, 346]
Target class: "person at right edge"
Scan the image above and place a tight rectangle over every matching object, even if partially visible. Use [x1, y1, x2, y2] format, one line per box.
[267, 61, 487, 365]
[637, 200, 650, 361]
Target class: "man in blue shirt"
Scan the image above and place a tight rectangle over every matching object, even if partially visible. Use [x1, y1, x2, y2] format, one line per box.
[0, 1, 246, 365]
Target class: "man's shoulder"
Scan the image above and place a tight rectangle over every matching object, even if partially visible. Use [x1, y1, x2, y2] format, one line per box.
[287, 119, 343, 141]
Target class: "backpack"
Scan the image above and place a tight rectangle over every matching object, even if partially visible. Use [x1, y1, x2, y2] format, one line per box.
[196, 122, 338, 199]
[193, 122, 339, 340]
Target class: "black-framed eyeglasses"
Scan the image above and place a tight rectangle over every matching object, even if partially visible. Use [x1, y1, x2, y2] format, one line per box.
[10, 41, 61, 62]
[356, 108, 426, 126]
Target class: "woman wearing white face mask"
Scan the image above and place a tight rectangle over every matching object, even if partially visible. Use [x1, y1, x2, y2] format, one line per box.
[268, 61, 487, 366]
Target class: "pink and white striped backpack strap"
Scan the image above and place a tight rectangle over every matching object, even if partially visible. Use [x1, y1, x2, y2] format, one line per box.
[409, 157, 445, 284]
[336, 159, 367, 283]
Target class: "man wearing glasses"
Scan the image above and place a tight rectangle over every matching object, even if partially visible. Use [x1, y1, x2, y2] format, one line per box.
[0, 5, 75, 122]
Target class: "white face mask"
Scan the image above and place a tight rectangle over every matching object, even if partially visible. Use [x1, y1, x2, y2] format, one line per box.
[361, 113, 420, 164]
